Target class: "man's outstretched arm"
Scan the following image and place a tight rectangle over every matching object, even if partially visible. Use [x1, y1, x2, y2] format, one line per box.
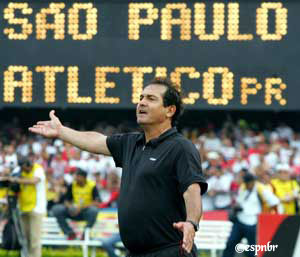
[173, 183, 202, 253]
[29, 110, 111, 155]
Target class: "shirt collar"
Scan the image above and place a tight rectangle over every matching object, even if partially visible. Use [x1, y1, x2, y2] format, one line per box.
[137, 127, 178, 147]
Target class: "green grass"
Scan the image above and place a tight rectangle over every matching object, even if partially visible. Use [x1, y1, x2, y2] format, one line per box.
[0, 247, 107, 257]
[0, 248, 222, 257]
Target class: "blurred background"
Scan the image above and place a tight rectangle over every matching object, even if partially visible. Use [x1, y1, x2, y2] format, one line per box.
[0, 0, 299, 256]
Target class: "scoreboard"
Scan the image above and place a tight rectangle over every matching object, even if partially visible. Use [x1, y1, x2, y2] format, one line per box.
[0, 0, 298, 110]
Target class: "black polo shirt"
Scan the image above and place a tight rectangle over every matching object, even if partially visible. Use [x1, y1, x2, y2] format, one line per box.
[106, 127, 207, 254]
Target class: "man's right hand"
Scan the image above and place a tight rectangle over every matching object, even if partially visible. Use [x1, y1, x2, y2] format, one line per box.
[28, 109, 110, 155]
[29, 110, 62, 138]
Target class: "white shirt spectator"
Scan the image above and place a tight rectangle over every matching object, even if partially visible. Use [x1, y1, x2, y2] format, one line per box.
[202, 182, 214, 211]
[32, 141, 43, 155]
[51, 158, 67, 178]
[243, 135, 255, 148]
[207, 173, 233, 209]
[5, 153, 18, 168]
[17, 143, 30, 157]
[270, 131, 279, 143]
[46, 145, 57, 155]
[32, 166, 47, 214]
[81, 151, 90, 160]
[203, 137, 222, 152]
[279, 148, 293, 164]
[69, 158, 89, 171]
[277, 125, 293, 141]
[232, 159, 250, 174]
[220, 145, 236, 160]
[264, 151, 279, 169]
[54, 139, 64, 148]
[64, 173, 74, 185]
[248, 153, 261, 168]
[237, 184, 279, 226]
[86, 157, 101, 175]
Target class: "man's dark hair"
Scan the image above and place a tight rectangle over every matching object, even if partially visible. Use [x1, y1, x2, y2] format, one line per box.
[145, 77, 184, 126]
[243, 173, 256, 183]
[76, 168, 87, 178]
[18, 156, 33, 168]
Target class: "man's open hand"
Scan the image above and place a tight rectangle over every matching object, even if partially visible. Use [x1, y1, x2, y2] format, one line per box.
[173, 221, 195, 253]
[28, 110, 62, 138]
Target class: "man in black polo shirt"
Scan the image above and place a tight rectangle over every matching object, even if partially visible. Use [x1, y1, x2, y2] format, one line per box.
[29, 77, 207, 257]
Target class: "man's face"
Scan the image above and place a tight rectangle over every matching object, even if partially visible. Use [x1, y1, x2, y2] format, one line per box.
[75, 174, 86, 186]
[136, 84, 172, 126]
[21, 163, 32, 173]
[279, 170, 290, 181]
[245, 181, 255, 190]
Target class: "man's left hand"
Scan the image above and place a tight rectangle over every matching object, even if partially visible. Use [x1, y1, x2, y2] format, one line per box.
[173, 221, 195, 253]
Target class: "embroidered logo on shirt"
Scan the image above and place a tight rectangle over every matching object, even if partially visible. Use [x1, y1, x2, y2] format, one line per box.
[149, 158, 157, 161]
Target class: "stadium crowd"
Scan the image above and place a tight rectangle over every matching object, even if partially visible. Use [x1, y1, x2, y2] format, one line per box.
[0, 119, 300, 215]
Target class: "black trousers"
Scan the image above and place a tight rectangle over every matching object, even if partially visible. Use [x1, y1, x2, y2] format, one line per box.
[222, 220, 256, 257]
[127, 244, 197, 257]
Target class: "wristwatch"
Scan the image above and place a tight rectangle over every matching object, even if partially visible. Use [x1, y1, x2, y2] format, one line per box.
[186, 220, 199, 232]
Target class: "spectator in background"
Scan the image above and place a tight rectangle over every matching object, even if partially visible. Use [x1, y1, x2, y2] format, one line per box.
[222, 173, 279, 257]
[4, 144, 18, 168]
[9, 155, 47, 257]
[279, 138, 293, 164]
[52, 168, 100, 239]
[101, 233, 122, 257]
[277, 122, 294, 141]
[202, 151, 221, 172]
[206, 166, 233, 210]
[263, 144, 280, 171]
[16, 135, 30, 157]
[220, 137, 236, 161]
[0, 166, 11, 202]
[271, 164, 300, 215]
[230, 143, 249, 173]
[47, 173, 69, 215]
[202, 130, 222, 152]
[257, 170, 279, 213]
[98, 170, 120, 209]
[50, 152, 67, 179]
[99, 171, 122, 257]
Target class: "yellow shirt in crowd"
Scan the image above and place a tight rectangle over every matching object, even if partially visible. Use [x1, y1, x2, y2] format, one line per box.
[271, 179, 300, 215]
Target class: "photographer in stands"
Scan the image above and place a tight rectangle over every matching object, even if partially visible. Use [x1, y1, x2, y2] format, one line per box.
[9, 155, 47, 257]
[222, 173, 279, 257]
[52, 168, 100, 240]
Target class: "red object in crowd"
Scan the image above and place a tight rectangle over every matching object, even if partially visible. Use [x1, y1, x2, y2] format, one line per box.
[293, 165, 300, 175]
[64, 166, 77, 174]
[98, 191, 120, 208]
[248, 147, 261, 156]
[202, 211, 228, 221]
[61, 150, 69, 161]
[230, 181, 240, 192]
[100, 179, 107, 188]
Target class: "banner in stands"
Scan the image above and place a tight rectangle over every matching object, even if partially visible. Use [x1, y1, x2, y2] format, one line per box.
[257, 214, 300, 257]
[0, 0, 299, 110]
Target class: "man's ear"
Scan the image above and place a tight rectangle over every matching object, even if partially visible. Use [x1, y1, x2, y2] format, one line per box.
[166, 105, 176, 118]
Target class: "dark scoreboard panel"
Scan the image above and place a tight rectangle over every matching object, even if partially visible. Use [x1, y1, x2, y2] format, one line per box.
[0, 0, 298, 110]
